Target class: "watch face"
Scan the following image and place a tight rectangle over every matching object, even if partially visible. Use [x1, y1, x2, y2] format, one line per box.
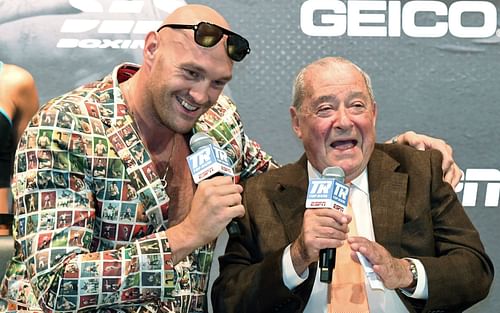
[404, 259, 418, 289]
[410, 261, 418, 281]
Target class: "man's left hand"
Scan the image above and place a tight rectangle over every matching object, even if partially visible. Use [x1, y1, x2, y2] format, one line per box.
[348, 236, 414, 289]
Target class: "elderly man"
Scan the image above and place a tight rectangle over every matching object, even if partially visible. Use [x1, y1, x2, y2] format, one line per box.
[213, 57, 493, 313]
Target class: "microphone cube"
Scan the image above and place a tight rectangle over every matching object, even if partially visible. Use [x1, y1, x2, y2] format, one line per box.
[305, 179, 349, 211]
[186, 145, 233, 184]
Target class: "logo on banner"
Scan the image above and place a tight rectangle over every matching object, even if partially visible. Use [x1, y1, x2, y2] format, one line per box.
[57, 0, 187, 49]
[301, 0, 499, 38]
[456, 169, 500, 207]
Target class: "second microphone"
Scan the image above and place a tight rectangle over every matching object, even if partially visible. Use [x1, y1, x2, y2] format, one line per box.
[186, 132, 241, 236]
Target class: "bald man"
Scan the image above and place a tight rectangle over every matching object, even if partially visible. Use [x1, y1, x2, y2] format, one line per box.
[1, 4, 272, 312]
[1, 4, 462, 313]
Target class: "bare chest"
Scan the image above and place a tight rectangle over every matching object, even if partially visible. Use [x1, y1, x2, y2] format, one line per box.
[150, 136, 195, 226]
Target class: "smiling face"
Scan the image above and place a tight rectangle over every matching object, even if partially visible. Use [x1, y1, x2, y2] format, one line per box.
[290, 58, 377, 182]
[144, 5, 234, 134]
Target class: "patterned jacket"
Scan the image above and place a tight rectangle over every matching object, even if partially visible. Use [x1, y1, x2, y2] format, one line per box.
[0, 63, 276, 313]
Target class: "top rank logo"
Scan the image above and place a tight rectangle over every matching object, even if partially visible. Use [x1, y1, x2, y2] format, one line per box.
[186, 144, 234, 183]
[57, 0, 187, 49]
[306, 179, 350, 209]
[308, 180, 334, 199]
[188, 146, 231, 172]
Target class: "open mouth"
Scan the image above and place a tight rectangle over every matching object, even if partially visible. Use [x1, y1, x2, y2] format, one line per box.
[177, 96, 199, 112]
[331, 139, 357, 150]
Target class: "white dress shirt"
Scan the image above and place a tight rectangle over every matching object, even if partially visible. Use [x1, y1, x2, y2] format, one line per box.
[281, 162, 429, 313]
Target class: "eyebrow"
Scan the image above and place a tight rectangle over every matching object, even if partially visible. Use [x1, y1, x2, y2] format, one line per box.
[347, 91, 370, 102]
[312, 95, 339, 106]
[312, 91, 369, 106]
[183, 63, 233, 82]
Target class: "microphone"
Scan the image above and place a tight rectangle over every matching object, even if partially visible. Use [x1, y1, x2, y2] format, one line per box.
[187, 132, 234, 183]
[186, 132, 241, 236]
[305, 166, 350, 283]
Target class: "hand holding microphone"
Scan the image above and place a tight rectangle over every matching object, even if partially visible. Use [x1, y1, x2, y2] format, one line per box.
[186, 133, 243, 237]
[289, 167, 350, 278]
[316, 167, 350, 283]
[296, 166, 350, 283]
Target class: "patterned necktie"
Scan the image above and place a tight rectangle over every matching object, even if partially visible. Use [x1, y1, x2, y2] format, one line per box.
[328, 190, 370, 313]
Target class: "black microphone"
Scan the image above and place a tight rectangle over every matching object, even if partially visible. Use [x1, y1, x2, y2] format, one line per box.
[187, 132, 241, 236]
[320, 166, 345, 283]
[305, 166, 346, 283]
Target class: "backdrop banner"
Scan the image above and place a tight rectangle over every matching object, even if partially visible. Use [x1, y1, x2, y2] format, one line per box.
[1, 1, 498, 312]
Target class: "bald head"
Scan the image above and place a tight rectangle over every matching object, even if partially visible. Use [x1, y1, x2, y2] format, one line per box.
[163, 4, 231, 30]
[134, 4, 235, 136]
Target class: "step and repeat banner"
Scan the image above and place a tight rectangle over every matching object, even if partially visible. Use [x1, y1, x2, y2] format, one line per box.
[1, 0, 498, 311]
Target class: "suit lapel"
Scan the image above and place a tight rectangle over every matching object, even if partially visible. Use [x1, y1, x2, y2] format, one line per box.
[368, 147, 408, 256]
[266, 155, 318, 296]
[268, 155, 309, 244]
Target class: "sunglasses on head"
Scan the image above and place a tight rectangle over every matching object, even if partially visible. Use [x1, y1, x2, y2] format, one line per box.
[157, 21, 251, 62]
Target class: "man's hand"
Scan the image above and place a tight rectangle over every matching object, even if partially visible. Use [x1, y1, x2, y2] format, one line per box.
[166, 176, 243, 264]
[348, 236, 414, 289]
[290, 209, 350, 276]
[387, 131, 462, 187]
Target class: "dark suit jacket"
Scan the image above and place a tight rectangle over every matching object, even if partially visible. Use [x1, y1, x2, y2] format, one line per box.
[212, 144, 494, 313]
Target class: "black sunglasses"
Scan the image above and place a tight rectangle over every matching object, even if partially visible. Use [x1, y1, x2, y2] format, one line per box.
[157, 21, 251, 62]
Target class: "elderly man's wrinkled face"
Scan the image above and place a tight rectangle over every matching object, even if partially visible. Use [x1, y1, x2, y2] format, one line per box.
[291, 62, 377, 182]
[147, 23, 234, 134]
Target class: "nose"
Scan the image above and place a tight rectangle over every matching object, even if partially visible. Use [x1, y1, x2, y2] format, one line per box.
[333, 105, 352, 130]
[189, 81, 211, 106]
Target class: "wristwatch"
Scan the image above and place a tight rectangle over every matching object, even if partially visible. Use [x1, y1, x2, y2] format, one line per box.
[407, 259, 418, 288]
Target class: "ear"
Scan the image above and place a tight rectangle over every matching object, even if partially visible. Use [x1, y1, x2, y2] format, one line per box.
[143, 31, 159, 69]
[290, 106, 302, 139]
[372, 101, 378, 128]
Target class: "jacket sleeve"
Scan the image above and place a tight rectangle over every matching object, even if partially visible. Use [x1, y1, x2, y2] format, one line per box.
[405, 149, 494, 312]
[9, 102, 177, 312]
